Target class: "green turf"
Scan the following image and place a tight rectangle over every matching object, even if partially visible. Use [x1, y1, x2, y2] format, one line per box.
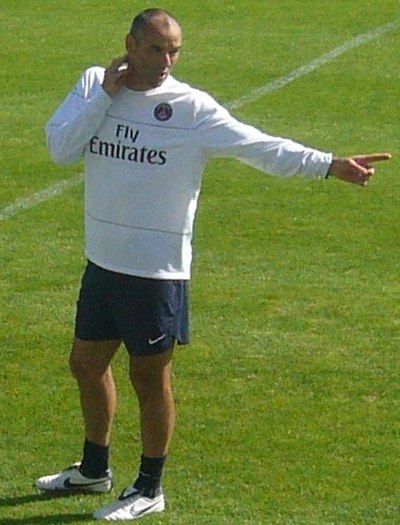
[1, 1, 399, 523]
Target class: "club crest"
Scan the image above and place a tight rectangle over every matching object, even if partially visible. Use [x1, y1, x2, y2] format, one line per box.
[154, 103, 173, 122]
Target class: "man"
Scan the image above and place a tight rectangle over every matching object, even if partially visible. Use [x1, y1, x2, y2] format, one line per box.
[35, 7, 390, 522]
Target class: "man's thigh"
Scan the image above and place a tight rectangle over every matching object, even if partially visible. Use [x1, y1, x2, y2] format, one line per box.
[70, 338, 122, 375]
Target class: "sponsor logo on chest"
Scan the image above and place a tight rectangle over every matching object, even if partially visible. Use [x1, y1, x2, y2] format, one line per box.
[88, 103, 174, 166]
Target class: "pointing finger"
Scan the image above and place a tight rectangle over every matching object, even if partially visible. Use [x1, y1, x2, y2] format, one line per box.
[353, 153, 392, 165]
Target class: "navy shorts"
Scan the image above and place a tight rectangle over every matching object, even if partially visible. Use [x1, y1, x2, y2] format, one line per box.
[75, 261, 189, 356]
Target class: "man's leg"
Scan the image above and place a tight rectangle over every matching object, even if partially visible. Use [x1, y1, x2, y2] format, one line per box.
[129, 348, 175, 458]
[35, 337, 121, 493]
[92, 348, 174, 520]
[69, 337, 121, 480]
[70, 337, 121, 447]
[127, 347, 175, 499]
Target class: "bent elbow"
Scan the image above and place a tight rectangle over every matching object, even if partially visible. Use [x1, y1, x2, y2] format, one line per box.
[49, 148, 77, 165]
[47, 137, 82, 165]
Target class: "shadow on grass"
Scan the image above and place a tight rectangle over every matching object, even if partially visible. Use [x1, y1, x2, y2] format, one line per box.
[0, 515, 93, 524]
[0, 493, 94, 523]
[0, 491, 101, 506]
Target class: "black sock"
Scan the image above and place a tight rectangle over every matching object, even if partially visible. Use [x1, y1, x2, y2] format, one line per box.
[133, 455, 167, 498]
[79, 439, 110, 478]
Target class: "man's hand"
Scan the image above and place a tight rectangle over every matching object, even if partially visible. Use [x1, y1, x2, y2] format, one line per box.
[102, 55, 131, 97]
[328, 153, 392, 186]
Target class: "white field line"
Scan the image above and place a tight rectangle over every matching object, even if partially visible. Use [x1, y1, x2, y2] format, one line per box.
[0, 174, 83, 221]
[1, 19, 399, 223]
[227, 19, 400, 110]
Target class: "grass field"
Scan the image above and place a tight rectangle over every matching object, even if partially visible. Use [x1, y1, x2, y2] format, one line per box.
[1, 1, 399, 524]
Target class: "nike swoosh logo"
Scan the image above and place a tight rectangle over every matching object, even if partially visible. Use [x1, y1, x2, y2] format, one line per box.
[148, 334, 167, 345]
[63, 477, 107, 489]
[131, 500, 161, 518]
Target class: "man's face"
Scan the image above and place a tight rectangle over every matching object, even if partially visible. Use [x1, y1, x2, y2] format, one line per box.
[126, 19, 182, 90]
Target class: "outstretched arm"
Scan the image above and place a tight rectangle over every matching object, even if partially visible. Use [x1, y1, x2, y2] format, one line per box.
[327, 153, 392, 186]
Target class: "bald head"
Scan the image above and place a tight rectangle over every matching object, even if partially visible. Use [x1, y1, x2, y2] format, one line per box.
[130, 8, 181, 43]
[124, 8, 182, 90]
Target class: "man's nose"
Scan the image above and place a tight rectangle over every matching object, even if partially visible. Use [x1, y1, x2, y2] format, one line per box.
[161, 52, 172, 68]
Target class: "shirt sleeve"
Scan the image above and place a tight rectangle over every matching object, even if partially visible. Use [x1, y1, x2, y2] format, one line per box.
[198, 100, 333, 178]
[45, 68, 113, 165]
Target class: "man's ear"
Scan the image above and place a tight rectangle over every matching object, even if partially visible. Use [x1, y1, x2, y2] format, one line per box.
[125, 33, 135, 52]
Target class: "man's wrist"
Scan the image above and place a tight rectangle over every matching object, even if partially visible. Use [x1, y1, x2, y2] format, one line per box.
[325, 158, 338, 179]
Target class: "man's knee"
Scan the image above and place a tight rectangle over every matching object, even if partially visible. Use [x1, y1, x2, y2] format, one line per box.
[69, 347, 93, 380]
[130, 350, 173, 401]
[69, 338, 120, 380]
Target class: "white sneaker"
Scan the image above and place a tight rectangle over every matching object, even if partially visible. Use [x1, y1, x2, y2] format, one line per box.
[35, 462, 113, 494]
[94, 486, 165, 521]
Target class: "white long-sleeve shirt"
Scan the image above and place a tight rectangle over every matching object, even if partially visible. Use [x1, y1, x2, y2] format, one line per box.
[46, 67, 333, 279]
